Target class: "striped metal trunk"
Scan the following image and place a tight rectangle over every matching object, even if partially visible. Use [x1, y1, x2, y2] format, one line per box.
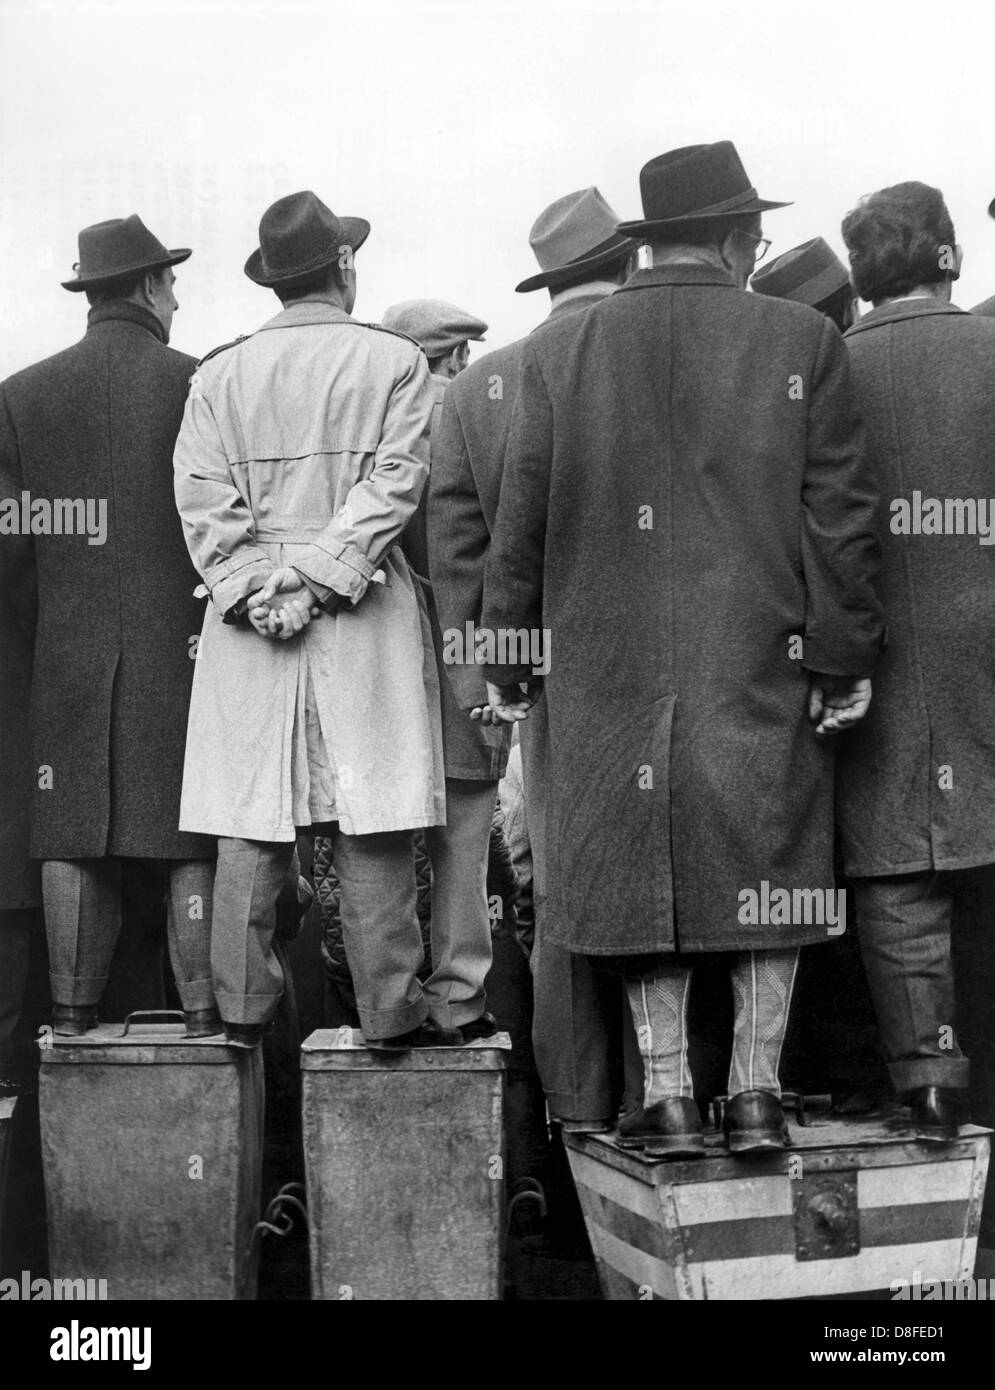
[565, 1116, 990, 1300]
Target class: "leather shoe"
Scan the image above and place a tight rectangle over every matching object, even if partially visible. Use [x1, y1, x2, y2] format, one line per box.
[907, 1085, 962, 1144]
[224, 1022, 264, 1049]
[185, 1008, 224, 1038]
[459, 1012, 499, 1042]
[616, 1097, 705, 1157]
[52, 1004, 98, 1037]
[365, 1020, 462, 1052]
[723, 1089, 790, 1153]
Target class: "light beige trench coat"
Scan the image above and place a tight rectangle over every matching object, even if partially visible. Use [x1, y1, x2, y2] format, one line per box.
[173, 300, 446, 842]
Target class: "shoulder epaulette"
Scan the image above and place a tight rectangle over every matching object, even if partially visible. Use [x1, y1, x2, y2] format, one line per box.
[197, 333, 253, 367]
[359, 321, 424, 353]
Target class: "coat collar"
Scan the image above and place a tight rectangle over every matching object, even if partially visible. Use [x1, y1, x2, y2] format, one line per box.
[256, 299, 356, 332]
[537, 287, 612, 331]
[86, 300, 167, 343]
[845, 297, 967, 337]
[617, 264, 739, 294]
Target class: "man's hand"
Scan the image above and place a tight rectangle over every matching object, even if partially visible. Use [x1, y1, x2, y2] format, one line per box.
[808, 673, 872, 738]
[479, 677, 543, 724]
[248, 567, 322, 641]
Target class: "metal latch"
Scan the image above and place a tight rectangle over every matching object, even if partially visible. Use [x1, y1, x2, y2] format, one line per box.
[793, 1171, 860, 1261]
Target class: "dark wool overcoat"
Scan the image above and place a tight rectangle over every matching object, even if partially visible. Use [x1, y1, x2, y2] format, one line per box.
[0, 301, 213, 861]
[839, 300, 995, 876]
[0, 478, 38, 906]
[481, 263, 885, 956]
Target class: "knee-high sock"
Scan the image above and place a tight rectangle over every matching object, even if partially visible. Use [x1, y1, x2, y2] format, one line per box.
[728, 948, 799, 1097]
[625, 965, 694, 1104]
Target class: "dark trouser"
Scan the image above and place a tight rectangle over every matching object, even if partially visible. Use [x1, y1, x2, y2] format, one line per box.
[0, 908, 32, 1071]
[852, 870, 974, 1093]
[520, 707, 642, 1123]
[215, 831, 427, 1036]
[42, 858, 216, 1015]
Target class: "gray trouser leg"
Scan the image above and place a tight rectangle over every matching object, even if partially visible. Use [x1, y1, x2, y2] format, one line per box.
[853, 872, 970, 1093]
[212, 838, 294, 1026]
[0, 908, 33, 1058]
[43, 858, 122, 1008]
[334, 828, 426, 1040]
[166, 859, 217, 1014]
[422, 778, 497, 1030]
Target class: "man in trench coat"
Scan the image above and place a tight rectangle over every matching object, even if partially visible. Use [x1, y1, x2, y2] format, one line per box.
[428, 188, 644, 1133]
[482, 142, 885, 1155]
[174, 191, 447, 1049]
[839, 180, 995, 1140]
[0, 215, 218, 1037]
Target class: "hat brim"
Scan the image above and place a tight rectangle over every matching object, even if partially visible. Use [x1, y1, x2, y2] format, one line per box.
[244, 217, 370, 287]
[61, 247, 192, 291]
[515, 233, 637, 294]
[615, 198, 792, 238]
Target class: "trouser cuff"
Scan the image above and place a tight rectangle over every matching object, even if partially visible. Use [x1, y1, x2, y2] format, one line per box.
[174, 977, 218, 1013]
[424, 994, 487, 1031]
[359, 997, 427, 1041]
[49, 972, 106, 1007]
[890, 1057, 971, 1093]
[215, 987, 284, 1027]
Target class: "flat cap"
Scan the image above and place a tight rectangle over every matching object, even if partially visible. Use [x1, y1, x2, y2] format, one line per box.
[750, 236, 851, 308]
[380, 299, 487, 357]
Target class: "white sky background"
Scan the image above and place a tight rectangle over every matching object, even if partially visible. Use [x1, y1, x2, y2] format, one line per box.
[1, 0, 994, 377]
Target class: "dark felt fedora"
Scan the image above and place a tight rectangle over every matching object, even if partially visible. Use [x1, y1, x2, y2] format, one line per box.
[616, 141, 791, 238]
[751, 237, 851, 306]
[988, 195, 995, 219]
[61, 214, 191, 291]
[515, 187, 637, 293]
[245, 190, 370, 288]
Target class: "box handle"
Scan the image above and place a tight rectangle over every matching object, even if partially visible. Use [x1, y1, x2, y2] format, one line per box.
[120, 1010, 186, 1037]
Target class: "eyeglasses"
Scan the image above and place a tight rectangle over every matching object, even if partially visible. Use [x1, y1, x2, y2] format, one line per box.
[735, 229, 772, 262]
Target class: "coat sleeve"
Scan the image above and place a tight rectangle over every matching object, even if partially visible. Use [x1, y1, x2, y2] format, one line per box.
[480, 340, 551, 686]
[292, 347, 434, 606]
[801, 319, 886, 677]
[427, 384, 492, 709]
[173, 381, 275, 620]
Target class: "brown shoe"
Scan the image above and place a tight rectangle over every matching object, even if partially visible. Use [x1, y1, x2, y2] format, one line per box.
[616, 1097, 705, 1157]
[907, 1085, 963, 1144]
[185, 1008, 224, 1038]
[365, 1020, 462, 1052]
[723, 1089, 789, 1153]
[52, 1004, 97, 1037]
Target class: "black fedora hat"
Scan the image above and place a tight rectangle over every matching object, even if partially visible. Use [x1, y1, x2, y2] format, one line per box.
[988, 195, 995, 219]
[61, 214, 191, 292]
[245, 191, 370, 288]
[616, 141, 791, 238]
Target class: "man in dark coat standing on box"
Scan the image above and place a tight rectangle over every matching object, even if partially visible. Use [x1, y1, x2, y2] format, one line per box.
[0, 215, 218, 1037]
[429, 188, 644, 1134]
[840, 181, 995, 1141]
[481, 142, 885, 1156]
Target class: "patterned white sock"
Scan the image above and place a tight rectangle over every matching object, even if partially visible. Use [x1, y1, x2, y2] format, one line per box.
[625, 966, 694, 1105]
[728, 948, 800, 1097]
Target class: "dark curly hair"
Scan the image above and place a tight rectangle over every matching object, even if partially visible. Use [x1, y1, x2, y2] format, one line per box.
[841, 181, 957, 304]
